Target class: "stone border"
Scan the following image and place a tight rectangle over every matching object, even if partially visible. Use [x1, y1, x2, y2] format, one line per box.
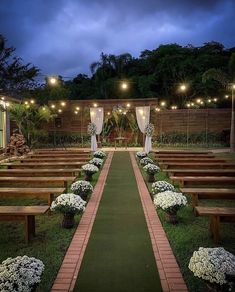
[51, 152, 114, 292]
[130, 152, 188, 292]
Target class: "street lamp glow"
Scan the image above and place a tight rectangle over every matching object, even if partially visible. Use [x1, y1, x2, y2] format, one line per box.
[213, 98, 218, 102]
[51, 104, 55, 109]
[196, 98, 201, 104]
[208, 99, 212, 103]
[191, 103, 195, 106]
[75, 107, 80, 111]
[74, 111, 78, 115]
[24, 101, 28, 105]
[225, 95, 229, 99]
[232, 84, 235, 90]
[107, 112, 111, 115]
[1, 97, 5, 100]
[126, 103, 130, 108]
[180, 84, 187, 91]
[160, 101, 166, 107]
[30, 99, 35, 104]
[61, 102, 66, 107]
[58, 109, 62, 113]
[186, 103, 191, 108]
[121, 82, 128, 90]
[171, 106, 177, 110]
[49, 77, 57, 85]
[93, 103, 98, 107]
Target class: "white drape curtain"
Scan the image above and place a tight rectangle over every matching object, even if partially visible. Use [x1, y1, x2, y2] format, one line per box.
[90, 107, 104, 151]
[135, 106, 152, 153]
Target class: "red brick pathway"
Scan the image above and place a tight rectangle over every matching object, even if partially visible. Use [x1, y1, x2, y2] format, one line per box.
[130, 152, 188, 292]
[51, 152, 114, 292]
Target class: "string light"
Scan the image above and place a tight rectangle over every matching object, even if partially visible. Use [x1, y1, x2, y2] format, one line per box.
[1, 97, 5, 100]
[126, 103, 131, 108]
[51, 104, 55, 109]
[58, 109, 62, 113]
[30, 99, 35, 104]
[61, 102, 66, 107]
[160, 101, 166, 107]
[155, 107, 161, 112]
[75, 106, 80, 111]
[171, 106, 177, 110]
[74, 111, 78, 114]
[225, 95, 229, 99]
[93, 103, 98, 107]
[107, 112, 111, 115]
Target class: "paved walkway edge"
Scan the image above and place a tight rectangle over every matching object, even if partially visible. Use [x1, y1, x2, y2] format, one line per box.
[51, 152, 114, 292]
[130, 152, 188, 292]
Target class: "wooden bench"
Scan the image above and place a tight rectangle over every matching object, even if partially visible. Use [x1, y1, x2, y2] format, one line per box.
[34, 150, 90, 154]
[171, 176, 235, 187]
[29, 153, 90, 158]
[158, 162, 235, 169]
[164, 169, 235, 177]
[0, 176, 76, 189]
[154, 151, 211, 154]
[2, 162, 85, 169]
[0, 168, 81, 177]
[156, 157, 224, 163]
[0, 206, 49, 243]
[195, 206, 235, 243]
[0, 187, 65, 205]
[20, 158, 88, 163]
[155, 154, 215, 158]
[180, 187, 235, 208]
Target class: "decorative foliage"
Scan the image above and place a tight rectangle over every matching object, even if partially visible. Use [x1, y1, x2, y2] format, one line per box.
[82, 163, 99, 175]
[93, 150, 106, 159]
[89, 157, 103, 168]
[152, 181, 175, 195]
[140, 157, 154, 166]
[70, 180, 93, 198]
[144, 123, 155, 137]
[136, 151, 148, 159]
[0, 255, 44, 291]
[51, 193, 86, 214]
[143, 163, 160, 174]
[189, 247, 235, 287]
[87, 122, 97, 136]
[153, 191, 187, 214]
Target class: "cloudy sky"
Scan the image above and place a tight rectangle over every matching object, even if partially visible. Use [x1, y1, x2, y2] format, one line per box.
[0, 0, 235, 78]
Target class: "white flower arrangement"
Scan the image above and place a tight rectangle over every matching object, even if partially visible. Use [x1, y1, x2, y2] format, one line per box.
[89, 157, 103, 168]
[51, 193, 86, 214]
[143, 163, 160, 174]
[144, 123, 155, 137]
[153, 190, 187, 214]
[93, 150, 106, 159]
[70, 180, 93, 198]
[140, 157, 154, 166]
[82, 163, 99, 175]
[87, 122, 97, 136]
[0, 255, 44, 291]
[152, 181, 175, 195]
[136, 151, 148, 159]
[189, 247, 235, 286]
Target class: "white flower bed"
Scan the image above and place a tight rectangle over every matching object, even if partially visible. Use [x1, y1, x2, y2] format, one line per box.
[152, 181, 175, 195]
[71, 180, 93, 197]
[136, 151, 148, 159]
[89, 157, 103, 168]
[82, 163, 99, 174]
[51, 193, 86, 214]
[0, 255, 44, 291]
[140, 157, 154, 166]
[143, 163, 160, 174]
[93, 150, 106, 159]
[189, 247, 235, 285]
[153, 190, 187, 214]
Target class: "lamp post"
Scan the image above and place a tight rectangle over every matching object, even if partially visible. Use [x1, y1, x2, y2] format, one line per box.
[179, 84, 189, 147]
[230, 84, 235, 152]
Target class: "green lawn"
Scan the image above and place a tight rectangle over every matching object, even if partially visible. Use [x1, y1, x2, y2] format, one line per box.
[0, 171, 100, 292]
[139, 153, 235, 292]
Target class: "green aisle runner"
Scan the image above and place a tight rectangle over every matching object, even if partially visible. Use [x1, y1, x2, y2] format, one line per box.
[75, 152, 162, 292]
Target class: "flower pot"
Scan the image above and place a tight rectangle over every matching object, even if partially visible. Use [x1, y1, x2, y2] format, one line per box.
[147, 173, 155, 183]
[62, 213, 75, 229]
[165, 212, 178, 224]
[85, 173, 93, 181]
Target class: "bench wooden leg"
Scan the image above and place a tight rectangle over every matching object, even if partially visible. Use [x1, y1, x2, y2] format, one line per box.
[210, 215, 220, 244]
[192, 194, 199, 214]
[25, 215, 36, 243]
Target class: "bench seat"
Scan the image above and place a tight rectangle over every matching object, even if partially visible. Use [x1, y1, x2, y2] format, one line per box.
[171, 176, 235, 187]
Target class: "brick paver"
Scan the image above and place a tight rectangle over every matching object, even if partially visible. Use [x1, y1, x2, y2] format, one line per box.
[51, 152, 114, 292]
[130, 152, 188, 292]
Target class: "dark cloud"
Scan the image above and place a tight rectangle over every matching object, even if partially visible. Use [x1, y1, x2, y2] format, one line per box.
[0, 0, 234, 77]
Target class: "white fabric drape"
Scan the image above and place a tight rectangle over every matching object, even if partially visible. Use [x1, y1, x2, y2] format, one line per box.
[135, 106, 152, 153]
[90, 107, 104, 151]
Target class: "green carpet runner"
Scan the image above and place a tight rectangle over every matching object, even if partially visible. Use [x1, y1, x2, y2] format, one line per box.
[75, 152, 162, 292]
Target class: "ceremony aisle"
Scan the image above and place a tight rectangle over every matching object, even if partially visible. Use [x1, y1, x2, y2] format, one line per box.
[74, 152, 162, 292]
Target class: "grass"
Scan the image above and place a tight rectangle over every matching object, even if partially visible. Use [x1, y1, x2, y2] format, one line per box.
[0, 170, 100, 292]
[139, 153, 235, 292]
[75, 152, 162, 292]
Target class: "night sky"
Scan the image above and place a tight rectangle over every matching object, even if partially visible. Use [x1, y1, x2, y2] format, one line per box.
[0, 0, 235, 78]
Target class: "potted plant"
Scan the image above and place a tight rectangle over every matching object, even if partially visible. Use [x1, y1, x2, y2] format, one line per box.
[0, 255, 44, 291]
[82, 163, 99, 181]
[152, 181, 175, 196]
[93, 150, 106, 159]
[71, 180, 93, 201]
[51, 193, 86, 228]
[153, 190, 187, 223]
[140, 157, 154, 166]
[89, 157, 103, 169]
[136, 151, 148, 160]
[143, 163, 160, 182]
[189, 247, 235, 292]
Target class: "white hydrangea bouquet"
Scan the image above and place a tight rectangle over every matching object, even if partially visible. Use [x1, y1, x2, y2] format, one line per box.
[89, 157, 103, 168]
[189, 247, 235, 290]
[51, 193, 86, 215]
[93, 150, 106, 159]
[71, 180, 93, 200]
[0, 255, 44, 291]
[144, 123, 154, 137]
[143, 163, 160, 175]
[136, 151, 148, 159]
[87, 122, 97, 136]
[140, 157, 154, 166]
[152, 181, 175, 196]
[82, 163, 99, 181]
[154, 191, 187, 223]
